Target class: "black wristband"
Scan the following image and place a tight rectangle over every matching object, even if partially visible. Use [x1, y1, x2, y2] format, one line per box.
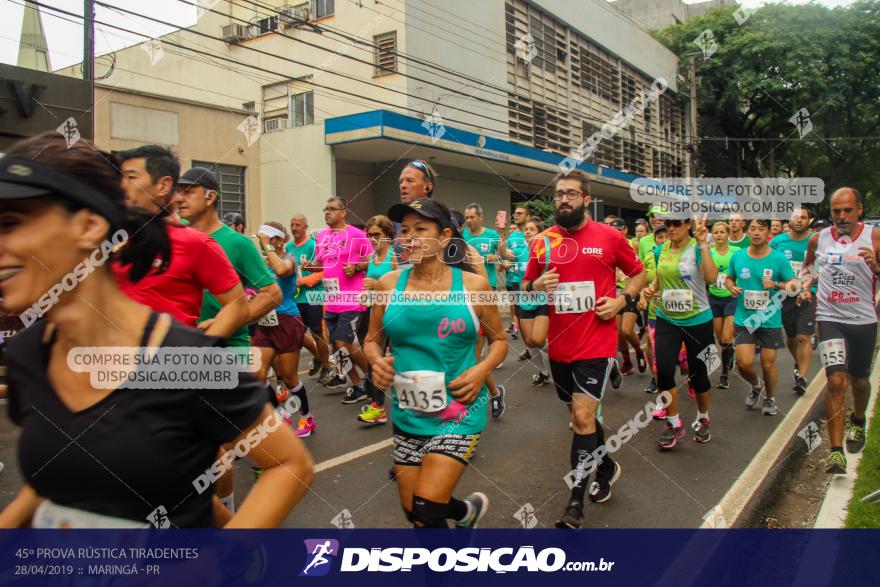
[623, 293, 633, 306]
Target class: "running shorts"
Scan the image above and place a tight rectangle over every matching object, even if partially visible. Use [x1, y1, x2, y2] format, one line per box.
[393, 428, 480, 466]
[709, 294, 736, 319]
[516, 305, 549, 320]
[781, 297, 816, 338]
[817, 321, 878, 379]
[296, 302, 324, 336]
[549, 357, 615, 403]
[326, 310, 368, 344]
[734, 325, 784, 349]
[253, 314, 305, 353]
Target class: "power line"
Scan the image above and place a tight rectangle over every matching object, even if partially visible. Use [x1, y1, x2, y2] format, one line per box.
[34, 0, 518, 139]
[212, 0, 689, 145]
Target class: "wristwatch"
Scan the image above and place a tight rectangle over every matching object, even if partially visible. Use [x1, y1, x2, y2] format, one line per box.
[265, 244, 276, 252]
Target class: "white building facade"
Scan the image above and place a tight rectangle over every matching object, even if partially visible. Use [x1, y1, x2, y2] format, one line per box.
[68, 0, 688, 229]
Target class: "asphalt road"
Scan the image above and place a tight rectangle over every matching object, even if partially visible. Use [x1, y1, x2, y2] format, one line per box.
[0, 321, 821, 529]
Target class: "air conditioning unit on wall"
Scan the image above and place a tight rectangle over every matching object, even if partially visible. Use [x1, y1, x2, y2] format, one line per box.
[279, 5, 310, 26]
[220, 24, 248, 43]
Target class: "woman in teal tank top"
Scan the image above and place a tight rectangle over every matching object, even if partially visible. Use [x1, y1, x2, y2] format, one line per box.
[358, 215, 399, 425]
[364, 199, 507, 528]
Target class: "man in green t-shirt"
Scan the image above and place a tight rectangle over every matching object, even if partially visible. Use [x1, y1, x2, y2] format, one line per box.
[287, 214, 331, 380]
[175, 166, 281, 515]
[769, 207, 816, 395]
[462, 203, 506, 418]
[638, 205, 668, 262]
[176, 168, 280, 348]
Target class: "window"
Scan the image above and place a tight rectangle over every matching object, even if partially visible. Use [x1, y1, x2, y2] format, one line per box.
[255, 16, 278, 35]
[291, 91, 314, 126]
[191, 162, 247, 221]
[312, 0, 334, 19]
[374, 32, 397, 76]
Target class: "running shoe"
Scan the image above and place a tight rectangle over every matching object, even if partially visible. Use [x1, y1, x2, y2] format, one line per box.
[531, 371, 551, 386]
[793, 368, 801, 385]
[846, 422, 866, 454]
[692, 417, 711, 443]
[295, 416, 316, 437]
[322, 373, 348, 389]
[794, 376, 807, 396]
[510, 329, 519, 340]
[315, 365, 331, 381]
[762, 398, 778, 416]
[717, 374, 729, 389]
[455, 492, 489, 528]
[555, 499, 584, 529]
[652, 401, 667, 421]
[308, 358, 322, 377]
[491, 386, 506, 419]
[644, 378, 658, 394]
[506, 323, 516, 333]
[518, 349, 531, 362]
[826, 451, 847, 475]
[620, 361, 635, 376]
[358, 402, 388, 425]
[745, 382, 765, 409]
[657, 422, 685, 450]
[609, 360, 623, 390]
[341, 386, 369, 404]
[636, 351, 647, 373]
[588, 461, 621, 504]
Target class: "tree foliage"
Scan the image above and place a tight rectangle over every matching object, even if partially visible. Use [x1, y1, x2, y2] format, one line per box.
[654, 1, 880, 214]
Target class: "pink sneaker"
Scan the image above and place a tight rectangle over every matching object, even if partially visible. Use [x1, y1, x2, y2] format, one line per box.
[295, 416, 316, 437]
[652, 401, 667, 421]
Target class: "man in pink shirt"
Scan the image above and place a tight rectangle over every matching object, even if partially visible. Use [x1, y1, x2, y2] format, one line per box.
[307, 197, 372, 402]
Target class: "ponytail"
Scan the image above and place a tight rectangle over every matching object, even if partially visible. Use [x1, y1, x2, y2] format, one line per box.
[114, 207, 172, 283]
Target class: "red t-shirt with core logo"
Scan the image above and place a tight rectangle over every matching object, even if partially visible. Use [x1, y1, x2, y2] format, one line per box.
[113, 223, 240, 327]
[524, 220, 643, 363]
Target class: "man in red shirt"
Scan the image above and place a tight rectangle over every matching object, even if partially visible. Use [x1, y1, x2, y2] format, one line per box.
[523, 170, 645, 529]
[113, 145, 247, 336]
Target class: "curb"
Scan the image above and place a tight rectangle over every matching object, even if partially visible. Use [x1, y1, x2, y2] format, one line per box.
[700, 365, 829, 528]
[813, 351, 880, 527]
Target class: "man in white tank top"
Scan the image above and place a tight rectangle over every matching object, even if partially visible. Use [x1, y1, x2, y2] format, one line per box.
[804, 188, 880, 475]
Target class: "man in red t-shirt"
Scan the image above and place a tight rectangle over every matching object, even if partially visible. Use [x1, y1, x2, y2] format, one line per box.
[112, 145, 247, 336]
[523, 170, 645, 529]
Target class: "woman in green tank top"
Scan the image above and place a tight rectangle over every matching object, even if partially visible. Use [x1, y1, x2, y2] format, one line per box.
[364, 199, 507, 528]
[708, 221, 737, 389]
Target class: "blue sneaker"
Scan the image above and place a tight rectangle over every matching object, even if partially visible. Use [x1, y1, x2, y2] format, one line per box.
[491, 385, 506, 419]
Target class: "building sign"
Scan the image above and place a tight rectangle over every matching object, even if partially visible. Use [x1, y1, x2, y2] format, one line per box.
[0, 63, 92, 151]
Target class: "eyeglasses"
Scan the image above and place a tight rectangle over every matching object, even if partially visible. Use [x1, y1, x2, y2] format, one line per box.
[554, 189, 584, 202]
[323, 207, 343, 212]
[664, 219, 684, 228]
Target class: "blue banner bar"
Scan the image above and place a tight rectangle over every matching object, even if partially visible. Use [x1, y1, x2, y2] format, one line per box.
[0, 529, 874, 585]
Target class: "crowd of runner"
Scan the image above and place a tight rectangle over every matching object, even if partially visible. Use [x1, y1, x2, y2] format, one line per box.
[0, 131, 876, 529]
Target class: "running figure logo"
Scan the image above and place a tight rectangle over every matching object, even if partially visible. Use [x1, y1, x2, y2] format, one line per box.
[300, 539, 339, 577]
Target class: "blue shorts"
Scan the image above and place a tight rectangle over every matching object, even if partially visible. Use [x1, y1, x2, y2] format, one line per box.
[709, 294, 736, 318]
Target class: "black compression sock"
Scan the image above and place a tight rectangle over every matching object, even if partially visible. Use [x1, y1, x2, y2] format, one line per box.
[290, 382, 309, 416]
[570, 432, 598, 502]
[446, 497, 468, 521]
[851, 415, 866, 427]
[594, 419, 615, 479]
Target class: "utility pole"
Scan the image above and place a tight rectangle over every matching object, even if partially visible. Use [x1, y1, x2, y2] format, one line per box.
[688, 53, 699, 178]
[83, 0, 95, 130]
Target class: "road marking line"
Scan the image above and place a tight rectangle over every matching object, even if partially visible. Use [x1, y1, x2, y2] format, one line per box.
[314, 438, 394, 474]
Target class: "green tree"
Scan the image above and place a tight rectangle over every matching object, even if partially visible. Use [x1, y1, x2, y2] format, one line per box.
[655, 1, 880, 213]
